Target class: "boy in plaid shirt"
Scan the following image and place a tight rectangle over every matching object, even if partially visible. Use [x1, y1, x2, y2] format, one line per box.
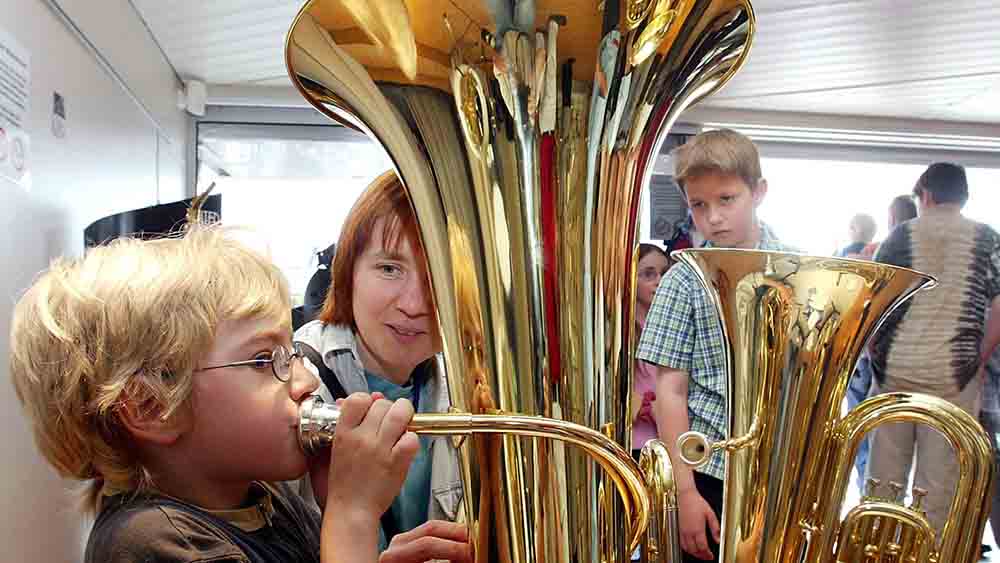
[637, 129, 795, 562]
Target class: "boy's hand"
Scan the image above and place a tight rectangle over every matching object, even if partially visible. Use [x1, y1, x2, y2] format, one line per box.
[379, 520, 472, 563]
[678, 489, 720, 561]
[307, 392, 386, 509]
[312, 392, 419, 519]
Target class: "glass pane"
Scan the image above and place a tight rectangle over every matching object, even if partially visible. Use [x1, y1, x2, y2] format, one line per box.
[759, 158, 999, 255]
[198, 124, 393, 305]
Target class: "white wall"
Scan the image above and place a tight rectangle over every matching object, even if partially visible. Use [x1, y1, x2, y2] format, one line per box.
[0, 1, 188, 561]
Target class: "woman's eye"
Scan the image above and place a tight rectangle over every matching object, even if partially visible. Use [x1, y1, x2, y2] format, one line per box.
[377, 264, 403, 278]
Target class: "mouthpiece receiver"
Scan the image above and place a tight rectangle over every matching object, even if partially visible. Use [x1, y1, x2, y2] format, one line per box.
[677, 431, 712, 468]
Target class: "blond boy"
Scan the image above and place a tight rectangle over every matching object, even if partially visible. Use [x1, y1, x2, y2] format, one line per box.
[637, 129, 796, 562]
[9, 226, 469, 563]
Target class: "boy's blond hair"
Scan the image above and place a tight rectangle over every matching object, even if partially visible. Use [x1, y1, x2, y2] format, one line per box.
[674, 128, 762, 191]
[9, 226, 291, 511]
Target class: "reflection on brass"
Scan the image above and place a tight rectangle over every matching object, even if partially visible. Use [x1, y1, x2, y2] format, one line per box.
[629, 0, 680, 67]
[672, 249, 994, 563]
[626, 0, 657, 31]
[285, 1, 756, 561]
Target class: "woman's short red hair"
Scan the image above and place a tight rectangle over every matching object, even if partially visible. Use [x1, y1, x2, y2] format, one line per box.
[318, 171, 424, 327]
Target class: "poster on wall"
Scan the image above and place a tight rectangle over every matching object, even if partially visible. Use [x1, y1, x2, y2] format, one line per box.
[0, 26, 30, 188]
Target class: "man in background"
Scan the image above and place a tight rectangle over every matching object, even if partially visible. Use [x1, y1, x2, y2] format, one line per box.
[866, 162, 1000, 533]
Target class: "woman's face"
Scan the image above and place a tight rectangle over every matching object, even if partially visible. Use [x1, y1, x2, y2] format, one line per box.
[352, 219, 439, 384]
[636, 250, 670, 311]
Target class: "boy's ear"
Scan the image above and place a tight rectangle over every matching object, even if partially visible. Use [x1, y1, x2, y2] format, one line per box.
[118, 396, 188, 446]
[751, 179, 768, 207]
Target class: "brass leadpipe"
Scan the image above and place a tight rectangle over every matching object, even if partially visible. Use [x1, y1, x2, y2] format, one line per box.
[299, 395, 652, 550]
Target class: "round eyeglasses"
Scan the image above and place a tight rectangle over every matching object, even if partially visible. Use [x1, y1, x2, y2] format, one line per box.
[197, 342, 305, 382]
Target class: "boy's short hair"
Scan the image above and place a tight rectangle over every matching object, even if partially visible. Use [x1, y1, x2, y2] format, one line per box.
[914, 162, 968, 206]
[318, 170, 425, 327]
[9, 225, 291, 511]
[673, 128, 763, 192]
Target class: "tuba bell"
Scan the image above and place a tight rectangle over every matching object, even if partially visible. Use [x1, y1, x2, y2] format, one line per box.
[287, 1, 755, 562]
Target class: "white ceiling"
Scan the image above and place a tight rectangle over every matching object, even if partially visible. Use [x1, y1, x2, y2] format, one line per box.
[131, 0, 1000, 125]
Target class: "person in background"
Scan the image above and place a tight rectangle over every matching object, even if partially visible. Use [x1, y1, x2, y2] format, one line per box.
[866, 162, 1000, 534]
[858, 195, 917, 259]
[836, 213, 877, 258]
[632, 243, 671, 458]
[845, 193, 920, 487]
[7, 225, 471, 563]
[638, 129, 798, 562]
[294, 171, 463, 551]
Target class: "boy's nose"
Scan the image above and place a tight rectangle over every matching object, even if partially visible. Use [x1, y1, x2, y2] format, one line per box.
[707, 207, 724, 225]
[288, 357, 319, 401]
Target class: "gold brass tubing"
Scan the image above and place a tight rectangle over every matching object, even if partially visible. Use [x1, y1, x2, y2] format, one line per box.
[414, 412, 651, 551]
[639, 440, 681, 563]
[836, 503, 934, 563]
[811, 392, 994, 563]
[300, 397, 651, 551]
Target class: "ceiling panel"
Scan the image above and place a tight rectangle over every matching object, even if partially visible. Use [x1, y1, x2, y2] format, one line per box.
[130, 0, 303, 85]
[703, 0, 1000, 123]
[130, 0, 1000, 124]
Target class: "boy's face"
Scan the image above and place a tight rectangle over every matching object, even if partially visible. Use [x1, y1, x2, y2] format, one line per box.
[181, 316, 319, 488]
[684, 171, 765, 249]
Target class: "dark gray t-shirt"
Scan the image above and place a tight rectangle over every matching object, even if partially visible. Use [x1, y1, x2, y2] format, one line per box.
[85, 482, 321, 563]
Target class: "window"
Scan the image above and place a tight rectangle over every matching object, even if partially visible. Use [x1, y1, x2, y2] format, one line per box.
[197, 121, 392, 304]
[758, 158, 1000, 255]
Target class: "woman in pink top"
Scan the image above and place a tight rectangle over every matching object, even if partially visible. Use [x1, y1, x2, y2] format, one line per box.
[633, 243, 671, 457]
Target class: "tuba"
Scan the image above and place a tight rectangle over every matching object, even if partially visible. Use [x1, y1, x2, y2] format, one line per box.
[672, 249, 994, 563]
[287, 1, 754, 561]
[286, 1, 994, 562]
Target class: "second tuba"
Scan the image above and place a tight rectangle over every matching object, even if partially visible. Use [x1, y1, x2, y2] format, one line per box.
[673, 249, 994, 563]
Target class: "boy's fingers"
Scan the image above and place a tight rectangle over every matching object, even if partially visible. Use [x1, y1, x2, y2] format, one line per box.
[337, 393, 374, 429]
[359, 398, 394, 435]
[692, 526, 710, 560]
[708, 510, 721, 543]
[391, 432, 420, 467]
[377, 398, 415, 447]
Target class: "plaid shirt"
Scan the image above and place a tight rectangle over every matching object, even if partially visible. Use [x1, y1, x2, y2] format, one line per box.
[636, 222, 794, 480]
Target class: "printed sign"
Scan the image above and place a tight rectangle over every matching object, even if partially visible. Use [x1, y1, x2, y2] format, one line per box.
[0, 26, 30, 186]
